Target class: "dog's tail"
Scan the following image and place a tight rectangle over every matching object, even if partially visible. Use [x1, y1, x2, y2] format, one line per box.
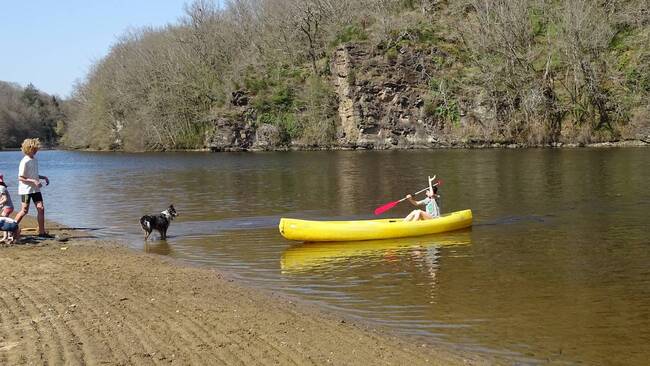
[140, 216, 151, 231]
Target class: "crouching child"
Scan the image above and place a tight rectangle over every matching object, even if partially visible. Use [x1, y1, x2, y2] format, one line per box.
[0, 217, 21, 244]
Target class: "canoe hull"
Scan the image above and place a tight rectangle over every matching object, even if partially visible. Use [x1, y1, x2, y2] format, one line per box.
[279, 209, 473, 242]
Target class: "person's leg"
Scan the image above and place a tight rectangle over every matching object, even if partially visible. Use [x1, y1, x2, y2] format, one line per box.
[411, 210, 421, 221]
[14, 227, 20, 242]
[36, 200, 45, 235]
[420, 212, 433, 220]
[14, 195, 30, 224]
[404, 210, 417, 222]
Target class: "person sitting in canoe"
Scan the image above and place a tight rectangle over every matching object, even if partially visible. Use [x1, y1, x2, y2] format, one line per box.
[403, 186, 441, 221]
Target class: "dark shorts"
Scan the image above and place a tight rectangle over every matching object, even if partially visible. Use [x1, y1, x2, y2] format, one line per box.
[0, 221, 18, 232]
[21, 192, 43, 205]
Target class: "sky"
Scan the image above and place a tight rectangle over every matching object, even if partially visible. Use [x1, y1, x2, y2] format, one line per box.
[0, 0, 196, 98]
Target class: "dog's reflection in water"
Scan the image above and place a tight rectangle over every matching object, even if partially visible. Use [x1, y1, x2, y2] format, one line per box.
[144, 240, 172, 255]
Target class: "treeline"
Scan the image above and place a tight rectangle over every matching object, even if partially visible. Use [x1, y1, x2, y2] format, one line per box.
[63, 0, 650, 150]
[63, 0, 384, 150]
[0, 82, 64, 149]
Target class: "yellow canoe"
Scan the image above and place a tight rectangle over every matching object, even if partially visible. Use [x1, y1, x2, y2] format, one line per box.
[281, 231, 471, 272]
[279, 209, 473, 242]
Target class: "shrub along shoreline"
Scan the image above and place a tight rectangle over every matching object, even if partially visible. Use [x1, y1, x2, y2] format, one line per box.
[54, 138, 648, 153]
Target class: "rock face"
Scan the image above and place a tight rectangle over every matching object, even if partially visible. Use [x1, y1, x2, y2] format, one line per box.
[204, 43, 463, 151]
[201, 42, 493, 150]
[204, 117, 254, 152]
[204, 114, 285, 151]
[203, 43, 648, 150]
[332, 45, 361, 145]
[331, 44, 441, 149]
[253, 123, 283, 150]
[231, 90, 249, 107]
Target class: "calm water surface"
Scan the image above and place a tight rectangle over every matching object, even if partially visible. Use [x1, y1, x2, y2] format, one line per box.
[1, 149, 648, 365]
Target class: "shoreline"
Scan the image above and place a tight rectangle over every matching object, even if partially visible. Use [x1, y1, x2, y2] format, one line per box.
[1, 217, 489, 365]
[215, 139, 649, 152]
[5, 138, 645, 153]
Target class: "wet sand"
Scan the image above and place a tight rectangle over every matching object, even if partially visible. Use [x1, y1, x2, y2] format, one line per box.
[0, 217, 487, 365]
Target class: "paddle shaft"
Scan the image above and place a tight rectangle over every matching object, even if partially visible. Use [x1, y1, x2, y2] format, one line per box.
[373, 178, 443, 215]
[396, 181, 440, 203]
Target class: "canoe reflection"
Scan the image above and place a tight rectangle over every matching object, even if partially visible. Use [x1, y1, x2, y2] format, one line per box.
[281, 230, 471, 273]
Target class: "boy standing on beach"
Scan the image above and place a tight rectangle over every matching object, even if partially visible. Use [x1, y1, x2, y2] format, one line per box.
[14, 138, 52, 238]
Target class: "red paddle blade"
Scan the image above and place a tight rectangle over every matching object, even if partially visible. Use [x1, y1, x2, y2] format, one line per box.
[374, 200, 400, 216]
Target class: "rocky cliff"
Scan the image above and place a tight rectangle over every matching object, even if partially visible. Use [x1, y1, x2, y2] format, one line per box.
[204, 42, 457, 151]
[331, 43, 446, 149]
[203, 42, 648, 151]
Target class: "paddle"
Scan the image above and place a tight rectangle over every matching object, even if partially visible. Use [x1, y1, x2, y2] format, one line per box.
[373, 178, 443, 216]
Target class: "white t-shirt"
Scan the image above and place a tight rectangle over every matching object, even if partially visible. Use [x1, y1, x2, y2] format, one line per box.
[18, 155, 40, 195]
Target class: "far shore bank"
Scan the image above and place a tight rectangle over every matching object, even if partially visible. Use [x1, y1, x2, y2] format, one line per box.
[8, 137, 646, 153]
[1, 216, 489, 365]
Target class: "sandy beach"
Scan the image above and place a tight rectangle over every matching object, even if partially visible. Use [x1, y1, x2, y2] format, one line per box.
[0, 217, 487, 365]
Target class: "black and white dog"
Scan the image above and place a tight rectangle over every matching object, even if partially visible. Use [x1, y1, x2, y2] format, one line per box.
[140, 205, 178, 240]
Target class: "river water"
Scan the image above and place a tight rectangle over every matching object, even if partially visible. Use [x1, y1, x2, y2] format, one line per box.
[1, 148, 648, 364]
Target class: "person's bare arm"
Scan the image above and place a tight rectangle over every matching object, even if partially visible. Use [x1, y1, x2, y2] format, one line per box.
[0, 194, 6, 205]
[406, 194, 420, 207]
[19, 175, 41, 188]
